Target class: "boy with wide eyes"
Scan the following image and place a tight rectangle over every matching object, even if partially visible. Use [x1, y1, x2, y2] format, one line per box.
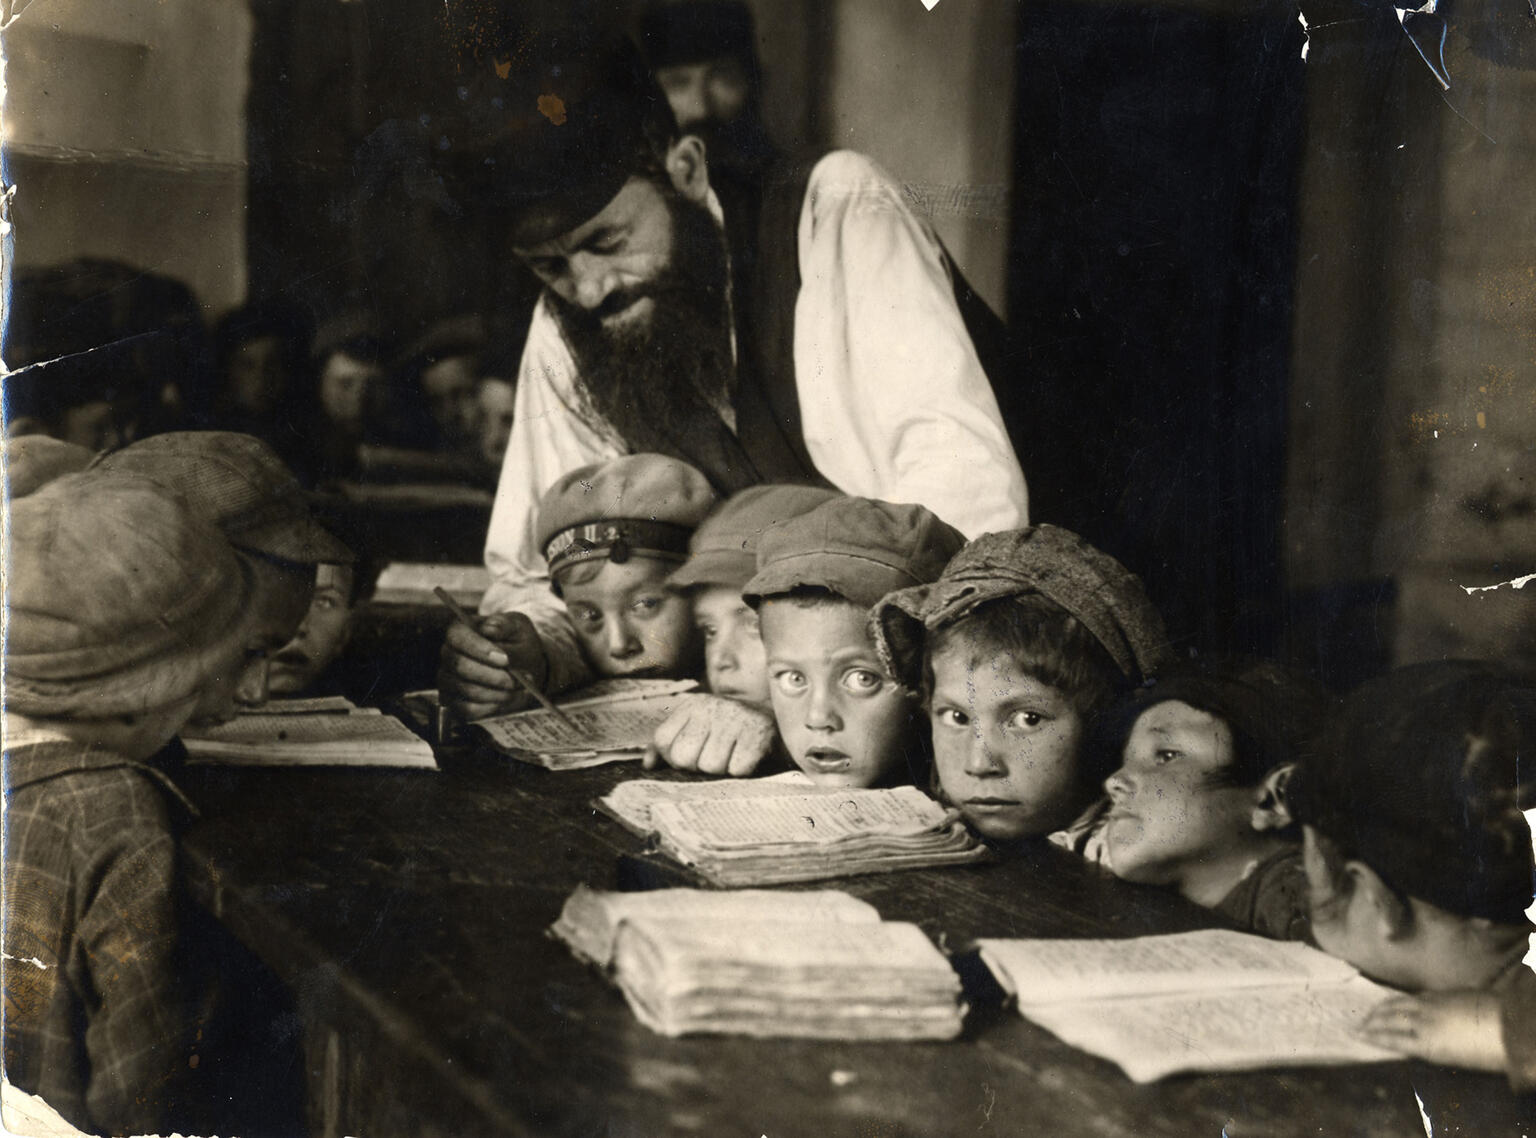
[742, 497, 964, 788]
[645, 484, 841, 777]
[873, 526, 1170, 843]
[534, 454, 717, 679]
[1098, 660, 1325, 940]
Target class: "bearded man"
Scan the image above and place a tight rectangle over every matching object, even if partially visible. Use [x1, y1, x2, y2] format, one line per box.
[440, 29, 1027, 718]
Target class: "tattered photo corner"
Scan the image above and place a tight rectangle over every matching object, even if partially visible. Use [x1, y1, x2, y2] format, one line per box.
[2, 0, 1536, 1135]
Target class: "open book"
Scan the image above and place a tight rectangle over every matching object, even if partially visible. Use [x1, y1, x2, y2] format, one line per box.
[182, 708, 437, 770]
[600, 781, 987, 886]
[470, 678, 698, 769]
[551, 887, 964, 1040]
[977, 929, 1400, 1082]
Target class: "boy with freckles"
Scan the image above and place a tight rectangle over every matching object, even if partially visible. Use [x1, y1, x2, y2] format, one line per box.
[873, 526, 1170, 842]
[1097, 660, 1325, 940]
[741, 497, 965, 788]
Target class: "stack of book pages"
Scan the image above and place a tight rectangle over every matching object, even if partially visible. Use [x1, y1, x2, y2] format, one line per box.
[182, 704, 437, 769]
[597, 780, 987, 886]
[977, 929, 1398, 1081]
[552, 887, 966, 1040]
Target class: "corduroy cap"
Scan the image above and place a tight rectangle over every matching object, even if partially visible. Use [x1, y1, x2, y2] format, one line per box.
[1287, 660, 1536, 924]
[4, 435, 94, 497]
[669, 484, 841, 592]
[873, 525, 1171, 690]
[536, 453, 718, 577]
[5, 471, 256, 718]
[742, 497, 965, 611]
[93, 431, 352, 566]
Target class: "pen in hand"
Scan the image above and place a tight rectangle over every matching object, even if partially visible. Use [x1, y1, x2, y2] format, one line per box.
[432, 586, 582, 732]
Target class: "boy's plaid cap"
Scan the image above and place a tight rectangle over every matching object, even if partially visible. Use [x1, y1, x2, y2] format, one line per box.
[93, 431, 352, 566]
[669, 484, 841, 592]
[536, 453, 719, 577]
[742, 497, 965, 611]
[1288, 660, 1536, 924]
[872, 526, 1172, 691]
[5, 470, 256, 718]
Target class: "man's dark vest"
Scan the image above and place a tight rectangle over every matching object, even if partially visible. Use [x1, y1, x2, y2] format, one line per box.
[683, 151, 1009, 497]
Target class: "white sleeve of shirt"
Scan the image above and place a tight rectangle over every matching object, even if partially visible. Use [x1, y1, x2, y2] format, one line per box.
[480, 296, 620, 692]
[791, 150, 1029, 538]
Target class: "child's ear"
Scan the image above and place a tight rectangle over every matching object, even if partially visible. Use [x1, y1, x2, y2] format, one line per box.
[1250, 762, 1296, 832]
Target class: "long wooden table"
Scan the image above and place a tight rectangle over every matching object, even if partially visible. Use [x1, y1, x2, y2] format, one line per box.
[180, 756, 1533, 1138]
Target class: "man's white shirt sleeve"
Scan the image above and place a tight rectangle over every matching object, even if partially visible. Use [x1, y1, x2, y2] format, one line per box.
[793, 150, 1028, 537]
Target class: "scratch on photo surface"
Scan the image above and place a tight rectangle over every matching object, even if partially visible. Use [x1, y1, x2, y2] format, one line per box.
[1459, 572, 1536, 595]
[1413, 1085, 1433, 1137]
[2, 952, 50, 969]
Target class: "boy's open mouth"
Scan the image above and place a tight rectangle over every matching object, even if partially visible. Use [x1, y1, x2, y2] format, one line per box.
[803, 747, 851, 772]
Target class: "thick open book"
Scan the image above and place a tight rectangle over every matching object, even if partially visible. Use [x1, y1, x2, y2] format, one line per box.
[470, 679, 698, 769]
[599, 781, 987, 886]
[597, 771, 824, 835]
[550, 887, 964, 1040]
[550, 885, 881, 968]
[977, 930, 1400, 1082]
[182, 708, 437, 770]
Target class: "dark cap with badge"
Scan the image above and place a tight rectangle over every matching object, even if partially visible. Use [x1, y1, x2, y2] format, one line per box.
[536, 453, 719, 581]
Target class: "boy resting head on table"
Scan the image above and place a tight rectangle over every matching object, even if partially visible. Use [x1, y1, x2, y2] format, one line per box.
[741, 496, 965, 788]
[873, 525, 1170, 842]
[1095, 659, 1326, 940]
[646, 482, 841, 777]
[533, 453, 717, 679]
[2, 472, 270, 1137]
[1287, 661, 1536, 1089]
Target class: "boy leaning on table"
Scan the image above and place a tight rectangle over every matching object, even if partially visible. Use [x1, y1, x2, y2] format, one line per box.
[741, 496, 966, 789]
[645, 482, 841, 777]
[1287, 661, 1536, 1089]
[3, 472, 272, 1137]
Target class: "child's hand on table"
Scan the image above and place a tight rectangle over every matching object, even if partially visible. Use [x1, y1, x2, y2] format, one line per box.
[1358, 990, 1506, 1073]
[439, 611, 550, 720]
[644, 693, 776, 777]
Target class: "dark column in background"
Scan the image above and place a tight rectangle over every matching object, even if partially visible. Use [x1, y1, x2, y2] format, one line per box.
[1005, 0, 1305, 658]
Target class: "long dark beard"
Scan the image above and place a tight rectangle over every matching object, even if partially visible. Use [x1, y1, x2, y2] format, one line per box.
[548, 188, 735, 457]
